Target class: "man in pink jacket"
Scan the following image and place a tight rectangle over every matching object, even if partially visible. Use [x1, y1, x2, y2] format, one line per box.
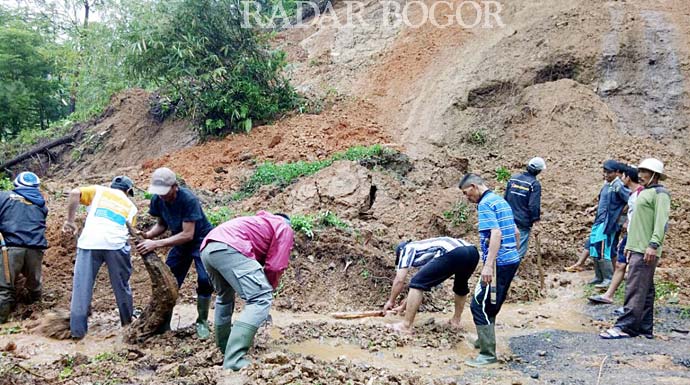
[200, 211, 294, 371]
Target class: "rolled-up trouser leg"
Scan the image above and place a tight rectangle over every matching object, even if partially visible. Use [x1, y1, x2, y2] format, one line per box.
[22, 249, 44, 303]
[70, 249, 104, 338]
[102, 246, 133, 326]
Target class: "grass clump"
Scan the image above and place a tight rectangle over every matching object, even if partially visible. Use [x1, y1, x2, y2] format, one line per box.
[0, 176, 13, 191]
[206, 206, 235, 227]
[289, 211, 351, 238]
[234, 144, 391, 200]
[495, 166, 511, 183]
[443, 202, 470, 227]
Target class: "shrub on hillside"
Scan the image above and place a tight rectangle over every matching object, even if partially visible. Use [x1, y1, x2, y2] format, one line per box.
[124, 0, 297, 136]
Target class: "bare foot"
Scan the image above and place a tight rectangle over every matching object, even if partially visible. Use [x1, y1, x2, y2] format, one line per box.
[448, 318, 464, 331]
[387, 322, 413, 335]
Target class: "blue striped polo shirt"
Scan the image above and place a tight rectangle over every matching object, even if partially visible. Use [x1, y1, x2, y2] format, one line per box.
[477, 191, 520, 266]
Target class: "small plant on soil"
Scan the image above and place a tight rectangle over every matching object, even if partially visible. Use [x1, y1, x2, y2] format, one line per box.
[443, 202, 470, 227]
[0, 176, 12, 191]
[206, 206, 235, 227]
[656, 281, 680, 302]
[495, 166, 511, 183]
[290, 214, 316, 238]
[361, 269, 370, 279]
[92, 352, 124, 363]
[317, 211, 350, 230]
[467, 129, 487, 145]
[0, 325, 21, 335]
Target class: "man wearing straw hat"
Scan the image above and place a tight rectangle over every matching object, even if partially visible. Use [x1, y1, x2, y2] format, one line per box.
[600, 158, 670, 339]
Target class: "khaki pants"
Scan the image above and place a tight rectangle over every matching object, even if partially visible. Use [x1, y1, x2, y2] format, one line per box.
[0, 247, 44, 322]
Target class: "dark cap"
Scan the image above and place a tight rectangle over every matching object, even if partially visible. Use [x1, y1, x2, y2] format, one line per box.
[111, 176, 134, 196]
[603, 159, 619, 172]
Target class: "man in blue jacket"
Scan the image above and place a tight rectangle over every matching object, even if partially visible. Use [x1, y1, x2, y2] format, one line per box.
[589, 160, 630, 288]
[0, 172, 48, 323]
[504, 157, 545, 259]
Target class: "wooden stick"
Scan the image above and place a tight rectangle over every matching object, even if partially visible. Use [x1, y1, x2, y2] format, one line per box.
[535, 233, 545, 293]
[331, 310, 385, 319]
[596, 355, 608, 385]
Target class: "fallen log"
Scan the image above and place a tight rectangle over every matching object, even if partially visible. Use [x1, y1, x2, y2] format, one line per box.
[123, 223, 178, 344]
[0, 130, 79, 171]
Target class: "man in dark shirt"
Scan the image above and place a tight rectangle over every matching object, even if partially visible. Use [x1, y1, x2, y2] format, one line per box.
[0, 171, 48, 323]
[504, 157, 545, 259]
[136, 167, 214, 339]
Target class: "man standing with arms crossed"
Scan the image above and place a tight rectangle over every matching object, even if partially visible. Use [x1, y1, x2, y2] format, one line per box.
[459, 173, 521, 367]
[600, 158, 670, 339]
[136, 168, 214, 339]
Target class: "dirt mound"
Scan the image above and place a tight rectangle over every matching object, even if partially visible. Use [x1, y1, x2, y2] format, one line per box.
[57, 88, 197, 179]
[142, 98, 390, 193]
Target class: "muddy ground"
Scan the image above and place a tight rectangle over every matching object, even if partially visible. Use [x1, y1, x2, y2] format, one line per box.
[1, 272, 689, 385]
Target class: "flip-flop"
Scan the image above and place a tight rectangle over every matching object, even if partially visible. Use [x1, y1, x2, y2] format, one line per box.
[588, 295, 613, 304]
[599, 328, 631, 339]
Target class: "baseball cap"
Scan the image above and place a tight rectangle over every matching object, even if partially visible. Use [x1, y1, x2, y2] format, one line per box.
[603, 159, 618, 172]
[528, 157, 546, 171]
[13, 171, 40, 188]
[148, 167, 177, 195]
[111, 176, 134, 196]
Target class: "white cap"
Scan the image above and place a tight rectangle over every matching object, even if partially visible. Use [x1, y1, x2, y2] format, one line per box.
[638, 158, 666, 180]
[528, 157, 546, 171]
[148, 167, 177, 195]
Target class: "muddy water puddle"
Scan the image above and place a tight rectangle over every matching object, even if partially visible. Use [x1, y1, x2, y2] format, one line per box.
[285, 338, 470, 376]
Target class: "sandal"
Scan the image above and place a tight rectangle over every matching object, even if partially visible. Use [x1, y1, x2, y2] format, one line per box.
[599, 327, 631, 339]
[588, 295, 613, 304]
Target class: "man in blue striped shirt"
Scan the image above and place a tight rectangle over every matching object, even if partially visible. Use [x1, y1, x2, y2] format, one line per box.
[383, 237, 479, 334]
[459, 173, 521, 367]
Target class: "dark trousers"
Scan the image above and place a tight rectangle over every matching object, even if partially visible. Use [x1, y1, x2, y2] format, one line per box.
[471, 262, 520, 326]
[615, 252, 656, 336]
[409, 246, 480, 296]
[167, 243, 213, 297]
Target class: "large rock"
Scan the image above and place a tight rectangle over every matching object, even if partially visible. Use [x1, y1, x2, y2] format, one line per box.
[287, 160, 373, 218]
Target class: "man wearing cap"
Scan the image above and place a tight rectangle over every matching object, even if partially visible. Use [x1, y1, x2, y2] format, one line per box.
[504, 157, 545, 259]
[587, 160, 630, 288]
[200, 211, 294, 370]
[0, 172, 48, 323]
[383, 237, 480, 335]
[459, 173, 521, 367]
[62, 176, 138, 338]
[600, 159, 671, 339]
[136, 167, 214, 339]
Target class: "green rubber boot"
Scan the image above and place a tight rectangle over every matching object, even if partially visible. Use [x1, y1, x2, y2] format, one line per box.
[215, 322, 232, 354]
[223, 321, 258, 371]
[466, 324, 498, 367]
[196, 296, 211, 340]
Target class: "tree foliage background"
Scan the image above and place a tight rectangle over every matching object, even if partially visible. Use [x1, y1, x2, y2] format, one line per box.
[0, 0, 296, 150]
